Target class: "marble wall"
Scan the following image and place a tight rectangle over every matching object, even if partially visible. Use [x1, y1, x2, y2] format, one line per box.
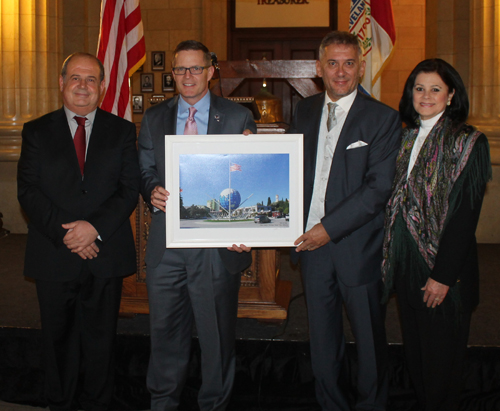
[130, 0, 203, 121]
[0, 0, 498, 242]
[0, 0, 63, 233]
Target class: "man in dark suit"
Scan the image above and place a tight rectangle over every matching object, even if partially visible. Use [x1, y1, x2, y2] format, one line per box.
[291, 32, 401, 410]
[138, 40, 256, 411]
[17, 52, 140, 411]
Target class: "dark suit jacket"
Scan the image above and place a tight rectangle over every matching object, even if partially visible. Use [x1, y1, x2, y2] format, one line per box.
[18, 107, 141, 281]
[290, 91, 401, 286]
[138, 92, 256, 274]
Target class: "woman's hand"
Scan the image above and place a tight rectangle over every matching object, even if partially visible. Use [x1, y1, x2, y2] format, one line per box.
[422, 278, 450, 308]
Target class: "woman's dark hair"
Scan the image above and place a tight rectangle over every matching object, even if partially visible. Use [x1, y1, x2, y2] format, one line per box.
[399, 58, 469, 128]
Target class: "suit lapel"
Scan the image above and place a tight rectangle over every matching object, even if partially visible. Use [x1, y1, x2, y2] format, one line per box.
[163, 96, 178, 136]
[85, 108, 108, 179]
[330, 92, 365, 167]
[305, 93, 324, 184]
[337, 92, 365, 149]
[50, 108, 82, 179]
[207, 93, 224, 134]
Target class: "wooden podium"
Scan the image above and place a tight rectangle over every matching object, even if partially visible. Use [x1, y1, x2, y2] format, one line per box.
[120, 123, 293, 321]
[120, 60, 321, 321]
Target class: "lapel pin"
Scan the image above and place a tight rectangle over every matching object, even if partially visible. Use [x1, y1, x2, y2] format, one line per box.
[214, 114, 220, 122]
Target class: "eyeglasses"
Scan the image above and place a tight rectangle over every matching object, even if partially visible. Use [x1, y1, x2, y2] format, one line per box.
[172, 66, 211, 75]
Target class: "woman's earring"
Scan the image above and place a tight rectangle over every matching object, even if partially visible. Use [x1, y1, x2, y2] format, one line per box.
[447, 100, 451, 106]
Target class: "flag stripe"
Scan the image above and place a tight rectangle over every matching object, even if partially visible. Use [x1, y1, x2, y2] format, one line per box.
[97, 0, 146, 120]
[96, 0, 115, 59]
[101, 5, 126, 114]
[371, 0, 396, 44]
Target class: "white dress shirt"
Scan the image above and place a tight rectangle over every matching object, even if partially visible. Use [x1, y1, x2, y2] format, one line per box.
[176, 91, 210, 135]
[306, 90, 357, 231]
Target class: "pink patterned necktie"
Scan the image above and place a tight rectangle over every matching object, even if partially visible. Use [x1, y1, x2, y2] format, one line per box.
[184, 107, 198, 135]
[74, 116, 87, 175]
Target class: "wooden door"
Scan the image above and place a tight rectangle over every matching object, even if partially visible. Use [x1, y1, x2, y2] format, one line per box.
[227, 1, 337, 124]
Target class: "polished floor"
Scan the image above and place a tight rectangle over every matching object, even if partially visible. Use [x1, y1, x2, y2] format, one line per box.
[2, 235, 500, 346]
[1, 234, 500, 410]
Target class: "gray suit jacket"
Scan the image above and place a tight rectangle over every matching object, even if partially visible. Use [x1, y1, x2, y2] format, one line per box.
[138, 92, 257, 273]
[290, 91, 401, 286]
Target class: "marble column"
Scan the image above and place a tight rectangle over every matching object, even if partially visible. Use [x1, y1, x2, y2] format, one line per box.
[468, 0, 500, 164]
[0, 0, 63, 233]
[0, 0, 63, 161]
[468, 0, 500, 243]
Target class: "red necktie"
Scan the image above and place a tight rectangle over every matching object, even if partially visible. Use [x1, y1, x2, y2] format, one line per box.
[184, 107, 198, 135]
[74, 116, 87, 175]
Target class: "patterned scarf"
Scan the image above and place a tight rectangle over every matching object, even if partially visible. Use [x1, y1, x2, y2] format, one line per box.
[382, 115, 483, 287]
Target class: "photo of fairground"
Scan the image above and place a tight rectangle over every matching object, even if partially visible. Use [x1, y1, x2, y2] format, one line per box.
[178, 153, 290, 229]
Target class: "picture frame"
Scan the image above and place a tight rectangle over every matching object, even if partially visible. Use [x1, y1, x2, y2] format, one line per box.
[235, 0, 330, 28]
[151, 51, 165, 71]
[132, 94, 143, 113]
[165, 134, 303, 248]
[162, 72, 175, 92]
[140, 73, 154, 92]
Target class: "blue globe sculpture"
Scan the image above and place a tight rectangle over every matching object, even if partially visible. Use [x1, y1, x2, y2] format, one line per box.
[219, 188, 241, 211]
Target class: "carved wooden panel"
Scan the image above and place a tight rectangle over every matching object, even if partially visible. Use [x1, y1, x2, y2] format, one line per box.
[120, 157, 291, 320]
[120, 197, 291, 320]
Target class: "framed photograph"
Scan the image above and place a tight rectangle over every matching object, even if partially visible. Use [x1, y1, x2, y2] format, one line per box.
[140, 73, 154, 92]
[165, 134, 303, 248]
[151, 51, 165, 71]
[132, 94, 143, 113]
[162, 72, 175, 92]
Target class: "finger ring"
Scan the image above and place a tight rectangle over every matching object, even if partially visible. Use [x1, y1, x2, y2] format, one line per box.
[434, 298, 440, 301]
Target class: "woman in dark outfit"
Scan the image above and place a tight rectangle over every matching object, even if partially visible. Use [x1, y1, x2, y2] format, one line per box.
[382, 59, 491, 411]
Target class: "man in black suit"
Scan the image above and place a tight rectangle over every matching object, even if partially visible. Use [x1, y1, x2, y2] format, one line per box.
[291, 31, 401, 410]
[17, 52, 140, 411]
[138, 40, 256, 411]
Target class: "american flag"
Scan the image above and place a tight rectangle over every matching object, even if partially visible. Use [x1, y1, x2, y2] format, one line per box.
[97, 0, 146, 120]
[230, 163, 242, 172]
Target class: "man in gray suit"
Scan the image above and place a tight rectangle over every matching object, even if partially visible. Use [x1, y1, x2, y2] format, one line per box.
[291, 32, 401, 410]
[138, 40, 256, 411]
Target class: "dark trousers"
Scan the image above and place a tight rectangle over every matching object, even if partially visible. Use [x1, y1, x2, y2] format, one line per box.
[301, 243, 388, 411]
[146, 248, 241, 411]
[36, 264, 123, 411]
[397, 281, 471, 411]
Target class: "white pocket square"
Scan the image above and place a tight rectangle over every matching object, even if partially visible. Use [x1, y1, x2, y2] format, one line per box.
[346, 140, 368, 150]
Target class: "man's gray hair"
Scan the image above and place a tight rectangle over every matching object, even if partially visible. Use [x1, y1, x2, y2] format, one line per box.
[319, 31, 363, 60]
